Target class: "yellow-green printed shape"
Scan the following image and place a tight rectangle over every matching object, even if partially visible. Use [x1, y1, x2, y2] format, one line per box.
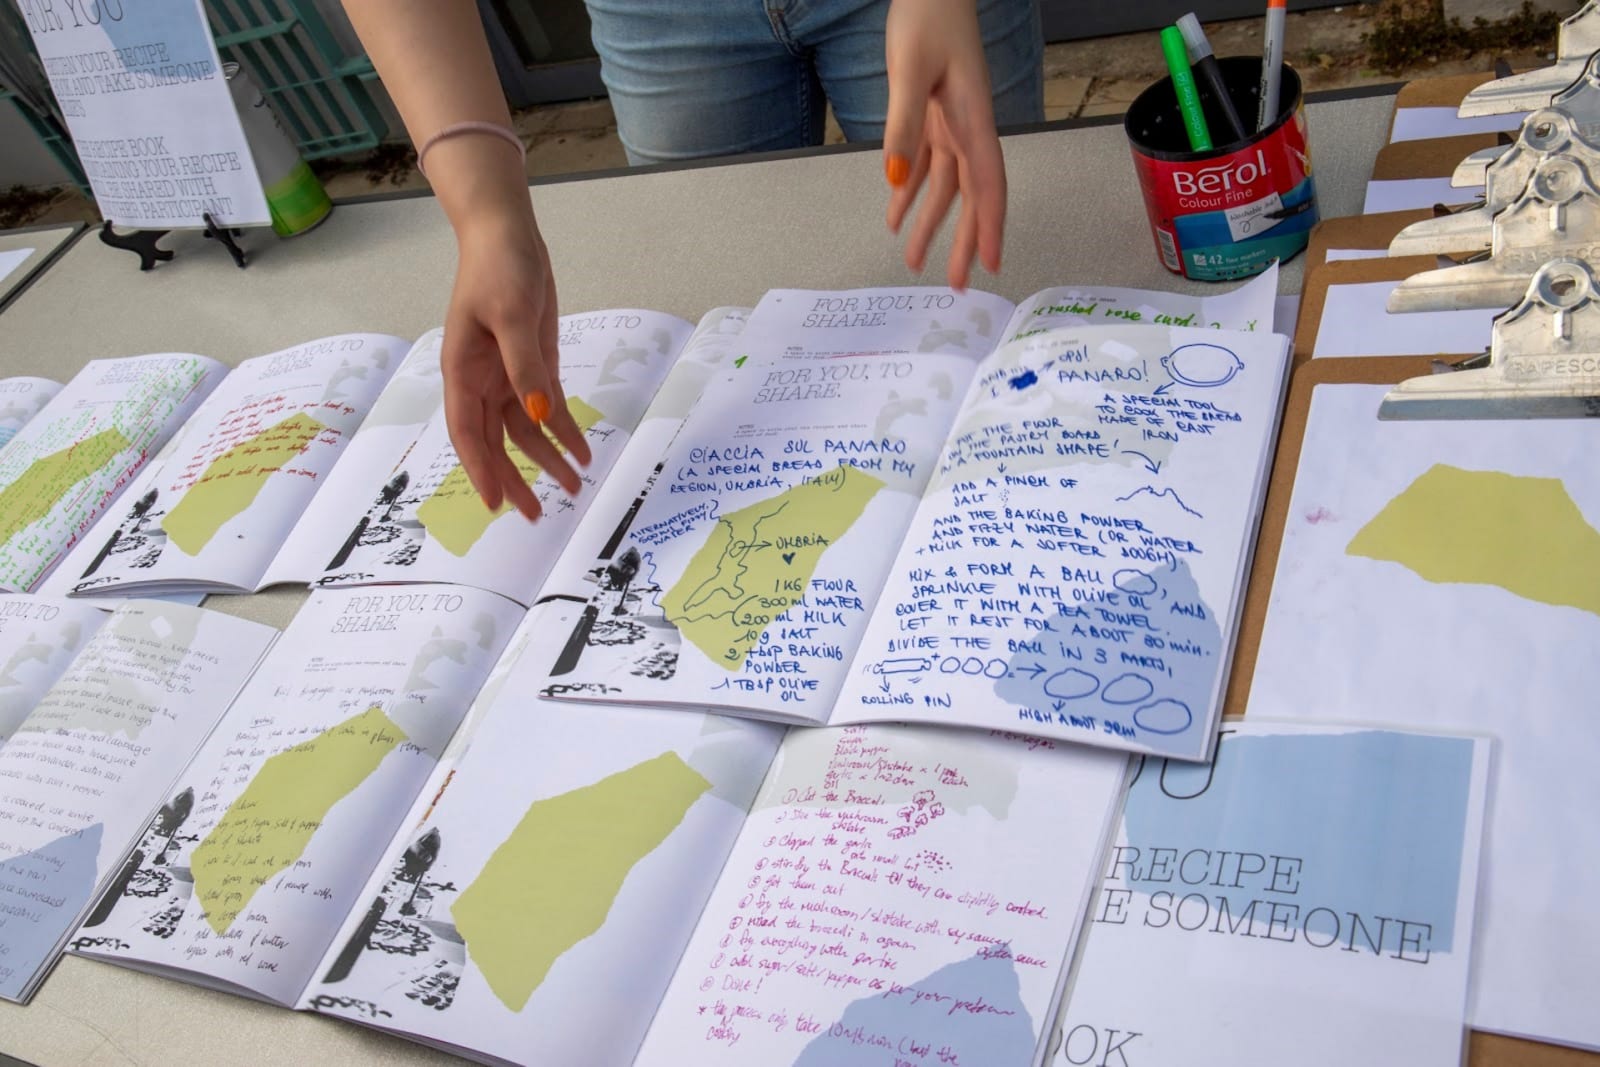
[1348, 463, 1600, 618]
[663, 463, 885, 669]
[451, 751, 710, 1011]
[161, 411, 329, 555]
[190, 705, 406, 934]
[0, 427, 130, 546]
[417, 396, 605, 557]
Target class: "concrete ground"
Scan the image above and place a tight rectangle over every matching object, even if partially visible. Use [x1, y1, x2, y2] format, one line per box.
[4, 2, 1563, 226]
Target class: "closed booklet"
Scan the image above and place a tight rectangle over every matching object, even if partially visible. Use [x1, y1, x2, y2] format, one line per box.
[1055, 720, 1489, 1066]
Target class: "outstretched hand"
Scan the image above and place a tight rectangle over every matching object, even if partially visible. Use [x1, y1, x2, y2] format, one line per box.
[882, 0, 1007, 291]
[441, 220, 592, 520]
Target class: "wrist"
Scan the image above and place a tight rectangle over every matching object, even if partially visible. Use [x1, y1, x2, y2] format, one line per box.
[422, 132, 538, 238]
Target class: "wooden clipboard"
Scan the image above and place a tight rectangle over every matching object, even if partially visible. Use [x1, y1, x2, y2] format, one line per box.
[1224, 355, 1599, 1067]
[1372, 131, 1506, 182]
[1294, 247, 1479, 366]
[1306, 209, 1435, 267]
[1393, 70, 1503, 114]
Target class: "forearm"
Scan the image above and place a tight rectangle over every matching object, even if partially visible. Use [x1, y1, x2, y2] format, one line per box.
[342, 0, 532, 237]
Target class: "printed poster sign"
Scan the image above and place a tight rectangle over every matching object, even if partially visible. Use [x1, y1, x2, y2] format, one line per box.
[18, 0, 270, 228]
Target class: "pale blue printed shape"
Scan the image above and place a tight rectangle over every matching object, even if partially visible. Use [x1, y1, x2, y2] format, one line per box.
[794, 951, 1034, 1066]
[1123, 731, 1474, 953]
[0, 822, 103, 1000]
[101, 1, 218, 71]
[995, 559, 1221, 747]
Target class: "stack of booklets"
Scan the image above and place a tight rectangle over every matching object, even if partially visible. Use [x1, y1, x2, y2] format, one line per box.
[0, 267, 1505, 1065]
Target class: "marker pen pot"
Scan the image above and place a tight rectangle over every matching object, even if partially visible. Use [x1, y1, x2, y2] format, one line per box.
[1125, 57, 1315, 282]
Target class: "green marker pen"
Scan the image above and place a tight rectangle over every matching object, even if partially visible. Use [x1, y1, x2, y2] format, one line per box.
[1161, 25, 1213, 153]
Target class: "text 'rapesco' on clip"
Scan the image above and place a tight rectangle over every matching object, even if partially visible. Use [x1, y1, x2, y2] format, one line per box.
[1378, 257, 1600, 421]
[1389, 154, 1600, 312]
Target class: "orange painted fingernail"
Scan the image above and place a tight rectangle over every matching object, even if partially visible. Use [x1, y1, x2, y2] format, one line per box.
[885, 153, 910, 187]
[523, 390, 551, 423]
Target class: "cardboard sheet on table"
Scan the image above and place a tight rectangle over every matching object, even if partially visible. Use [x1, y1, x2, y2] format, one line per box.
[1224, 356, 1600, 1064]
[1388, 70, 1532, 142]
[1293, 253, 1490, 364]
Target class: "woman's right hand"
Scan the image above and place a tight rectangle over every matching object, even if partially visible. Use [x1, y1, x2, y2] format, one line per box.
[441, 216, 592, 520]
[338, 1, 588, 518]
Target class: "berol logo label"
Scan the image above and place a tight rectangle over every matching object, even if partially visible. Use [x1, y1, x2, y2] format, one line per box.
[1172, 149, 1269, 197]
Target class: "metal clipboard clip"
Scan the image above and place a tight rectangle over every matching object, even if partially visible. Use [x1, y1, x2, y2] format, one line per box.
[1389, 107, 1600, 256]
[1454, 56, 1600, 185]
[1453, 142, 1510, 187]
[1379, 257, 1600, 420]
[1389, 154, 1600, 312]
[1458, 1, 1600, 116]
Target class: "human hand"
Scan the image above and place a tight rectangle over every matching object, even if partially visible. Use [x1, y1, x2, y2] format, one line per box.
[882, 0, 1007, 290]
[441, 219, 592, 520]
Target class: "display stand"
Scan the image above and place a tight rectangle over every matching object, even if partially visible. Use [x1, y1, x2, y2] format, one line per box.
[98, 212, 249, 271]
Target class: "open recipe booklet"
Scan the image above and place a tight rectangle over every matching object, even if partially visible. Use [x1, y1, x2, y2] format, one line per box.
[0, 583, 524, 1003]
[47, 311, 691, 605]
[73, 598, 1131, 1067]
[545, 277, 1290, 761]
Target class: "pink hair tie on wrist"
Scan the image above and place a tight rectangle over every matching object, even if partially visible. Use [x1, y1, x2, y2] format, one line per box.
[416, 121, 525, 179]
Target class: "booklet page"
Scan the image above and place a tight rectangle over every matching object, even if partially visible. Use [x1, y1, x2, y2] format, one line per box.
[0, 596, 108, 745]
[0, 354, 224, 593]
[314, 311, 690, 605]
[70, 334, 408, 596]
[635, 724, 1129, 1067]
[833, 324, 1290, 760]
[1056, 722, 1488, 1066]
[1002, 264, 1280, 342]
[0, 601, 274, 1001]
[73, 586, 523, 1004]
[0, 377, 63, 449]
[306, 601, 786, 1065]
[264, 330, 443, 586]
[545, 288, 1015, 722]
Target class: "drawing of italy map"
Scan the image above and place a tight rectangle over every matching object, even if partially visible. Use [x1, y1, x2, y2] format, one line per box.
[664, 464, 885, 669]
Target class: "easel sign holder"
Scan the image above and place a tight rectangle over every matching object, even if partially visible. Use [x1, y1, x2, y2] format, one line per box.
[98, 210, 246, 271]
[15, 1, 330, 274]
[96, 63, 332, 273]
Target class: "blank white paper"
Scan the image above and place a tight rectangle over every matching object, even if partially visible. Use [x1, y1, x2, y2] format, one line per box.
[1311, 281, 1497, 358]
[1364, 177, 1481, 214]
[1389, 105, 1528, 143]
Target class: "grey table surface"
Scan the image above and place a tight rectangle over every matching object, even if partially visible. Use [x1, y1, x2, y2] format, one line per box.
[0, 223, 82, 317]
[0, 90, 1393, 1067]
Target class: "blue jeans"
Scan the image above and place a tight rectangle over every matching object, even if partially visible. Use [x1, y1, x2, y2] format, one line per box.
[584, 0, 1043, 164]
